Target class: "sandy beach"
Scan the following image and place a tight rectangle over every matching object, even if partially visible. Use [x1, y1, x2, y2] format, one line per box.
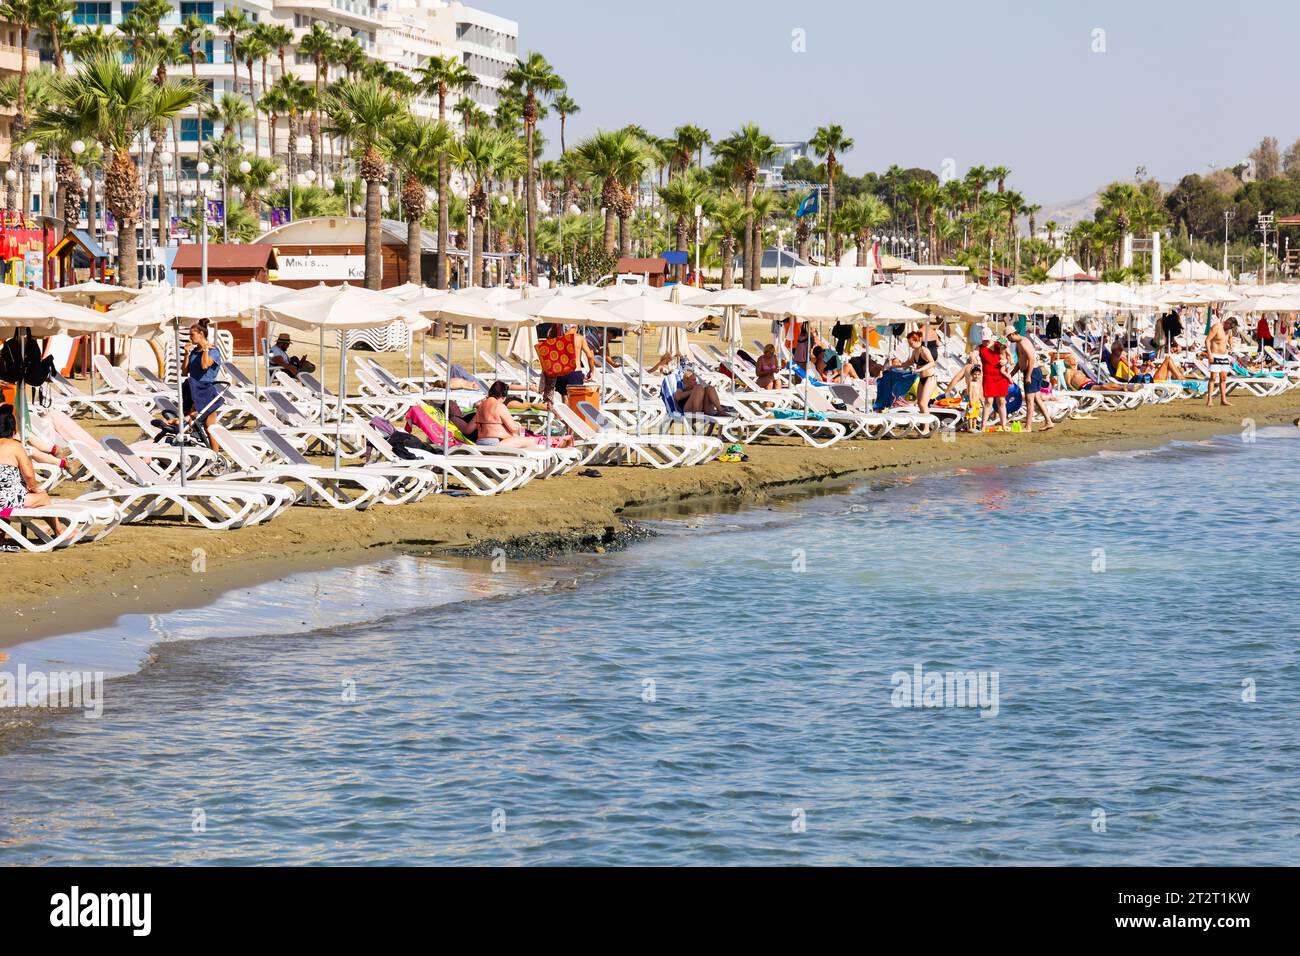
[5, 386, 1296, 647]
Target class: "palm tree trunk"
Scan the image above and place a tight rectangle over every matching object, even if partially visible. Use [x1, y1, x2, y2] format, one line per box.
[525, 121, 537, 282]
[471, 213, 483, 286]
[406, 212, 421, 286]
[602, 208, 616, 253]
[364, 176, 382, 290]
[721, 238, 734, 289]
[247, 62, 259, 155]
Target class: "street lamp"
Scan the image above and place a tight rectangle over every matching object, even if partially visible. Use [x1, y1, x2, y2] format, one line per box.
[1223, 209, 1236, 275]
[195, 161, 210, 285]
[694, 203, 702, 288]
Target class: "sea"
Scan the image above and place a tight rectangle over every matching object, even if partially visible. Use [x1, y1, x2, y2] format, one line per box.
[1, 426, 1297, 865]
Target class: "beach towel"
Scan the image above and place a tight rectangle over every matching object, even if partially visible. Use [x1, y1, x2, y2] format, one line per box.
[873, 368, 918, 412]
[405, 404, 470, 449]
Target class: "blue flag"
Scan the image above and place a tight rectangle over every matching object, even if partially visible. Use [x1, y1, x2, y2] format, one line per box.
[796, 189, 820, 218]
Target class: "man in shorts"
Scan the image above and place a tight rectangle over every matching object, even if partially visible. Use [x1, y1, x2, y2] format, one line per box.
[1205, 316, 1238, 408]
[1007, 331, 1054, 432]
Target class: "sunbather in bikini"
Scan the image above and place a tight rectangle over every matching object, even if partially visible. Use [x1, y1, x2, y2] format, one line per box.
[0, 405, 60, 534]
[474, 381, 541, 449]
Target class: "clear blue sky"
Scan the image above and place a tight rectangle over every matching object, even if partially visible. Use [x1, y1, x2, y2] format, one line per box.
[486, 0, 1294, 206]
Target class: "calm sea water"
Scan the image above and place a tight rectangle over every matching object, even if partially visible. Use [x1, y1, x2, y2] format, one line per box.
[2, 427, 1299, 866]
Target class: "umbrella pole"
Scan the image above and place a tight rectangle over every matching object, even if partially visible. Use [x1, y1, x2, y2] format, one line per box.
[318, 326, 326, 423]
[334, 329, 346, 471]
[636, 326, 644, 439]
[443, 317, 452, 492]
[174, 318, 187, 489]
[422, 330, 428, 393]
[89, 332, 97, 396]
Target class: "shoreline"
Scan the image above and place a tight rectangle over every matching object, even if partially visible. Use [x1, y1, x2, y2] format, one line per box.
[5, 394, 1297, 647]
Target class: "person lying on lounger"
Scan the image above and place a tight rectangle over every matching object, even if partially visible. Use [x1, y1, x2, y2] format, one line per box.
[1062, 354, 1144, 392]
[0, 405, 60, 534]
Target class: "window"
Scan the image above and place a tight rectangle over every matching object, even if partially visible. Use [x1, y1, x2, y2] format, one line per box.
[181, 119, 214, 142]
[179, 2, 215, 23]
[72, 2, 111, 24]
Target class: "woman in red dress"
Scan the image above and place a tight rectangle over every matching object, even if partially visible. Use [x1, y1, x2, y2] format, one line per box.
[978, 340, 1011, 431]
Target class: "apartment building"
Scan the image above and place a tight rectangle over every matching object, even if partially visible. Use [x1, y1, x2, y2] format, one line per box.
[0, 19, 45, 191]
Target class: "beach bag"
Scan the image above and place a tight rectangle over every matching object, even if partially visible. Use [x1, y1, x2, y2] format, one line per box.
[535, 332, 579, 378]
[388, 431, 437, 460]
[0, 329, 54, 386]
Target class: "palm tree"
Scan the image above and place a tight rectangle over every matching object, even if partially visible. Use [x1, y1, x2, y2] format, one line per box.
[713, 123, 778, 290]
[261, 21, 294, 79]
[838, 195, 890, 266]
[388, 116, 451, 285]
[54, 53, 200, 286]
[503, 51, 564, 283]
[175, 14, 213, 154]
[0, 0, 40, 207]
[672, 124, 711, 172]
[296, 23, 335, 179]
[214, 7, 250, 102]
[552, 92, 579, 155]
[236, 32, 269, 155]
[327, 78, 404, 289]
[213, 92, 251, 149]
[416, 54, 473, 288]
[810, 123, 854, 258]
[23, 77, 91, 227]
[446, 128, 518, 286]
[574, 128, 647, 255]
[657, 168, 710, 278]
[990, 165, 1010, 194]
[34, 0, 73, 72]
[710, 192, 747, 289]
[257, 82, 288, 160]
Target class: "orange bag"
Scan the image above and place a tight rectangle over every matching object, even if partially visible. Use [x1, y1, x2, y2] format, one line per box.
[535, 332, 579, 378]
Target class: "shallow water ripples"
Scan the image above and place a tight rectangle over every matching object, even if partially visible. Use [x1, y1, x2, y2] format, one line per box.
[1, 431, 1299, 864]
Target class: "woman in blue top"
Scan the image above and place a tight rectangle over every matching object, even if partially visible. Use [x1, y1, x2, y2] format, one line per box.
[186, 323, 225, 453]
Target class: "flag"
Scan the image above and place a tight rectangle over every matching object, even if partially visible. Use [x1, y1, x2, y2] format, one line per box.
[206, 199, 224, 224]
[796, 189, 820, 218]
[872, 240, 882, 270]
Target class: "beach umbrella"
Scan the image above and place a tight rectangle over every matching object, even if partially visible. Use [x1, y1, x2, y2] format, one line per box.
[263, 284, 420, 469]
[48, 281, 146, 395]
[0, 291, 118, 453]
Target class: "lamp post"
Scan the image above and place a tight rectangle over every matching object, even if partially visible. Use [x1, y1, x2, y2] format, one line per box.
[1223, 209, 1235, 276]
[694, 203, 702, 288]
[196, 160, 210, 286]
[1258, 212, 1274, 284]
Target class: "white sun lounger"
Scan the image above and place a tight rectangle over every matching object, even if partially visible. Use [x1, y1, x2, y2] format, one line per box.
[70, 438, 295, 530]
[0, 499, 120, 552]
[206, 425, 393, 511]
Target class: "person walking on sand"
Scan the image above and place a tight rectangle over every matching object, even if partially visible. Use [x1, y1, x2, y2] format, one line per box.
[1205, 316, 1238, 407]
[1007, 331, 1054, 432]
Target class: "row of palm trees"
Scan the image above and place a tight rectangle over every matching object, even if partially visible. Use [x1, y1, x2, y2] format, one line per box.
[7, 4, 1135, 290]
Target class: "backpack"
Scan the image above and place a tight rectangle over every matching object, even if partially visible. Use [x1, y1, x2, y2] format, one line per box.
[0, 329, 54, 387]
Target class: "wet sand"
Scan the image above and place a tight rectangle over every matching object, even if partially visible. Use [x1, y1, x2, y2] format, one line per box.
[5, 389, 1296, 647]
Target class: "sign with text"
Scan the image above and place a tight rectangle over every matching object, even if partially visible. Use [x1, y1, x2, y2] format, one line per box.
[274, 254, 366, 281]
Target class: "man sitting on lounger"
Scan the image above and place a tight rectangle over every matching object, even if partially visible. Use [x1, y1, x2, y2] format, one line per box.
[268, 333, 317, 380]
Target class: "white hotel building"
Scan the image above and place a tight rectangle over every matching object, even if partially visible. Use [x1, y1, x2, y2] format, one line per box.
[61, 0, 519, 169]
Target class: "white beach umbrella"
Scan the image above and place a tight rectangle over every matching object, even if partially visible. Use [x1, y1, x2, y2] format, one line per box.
[0, 288, 116, 336]
[47, 280, 142, 308]
[262, 285, 422, 469]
